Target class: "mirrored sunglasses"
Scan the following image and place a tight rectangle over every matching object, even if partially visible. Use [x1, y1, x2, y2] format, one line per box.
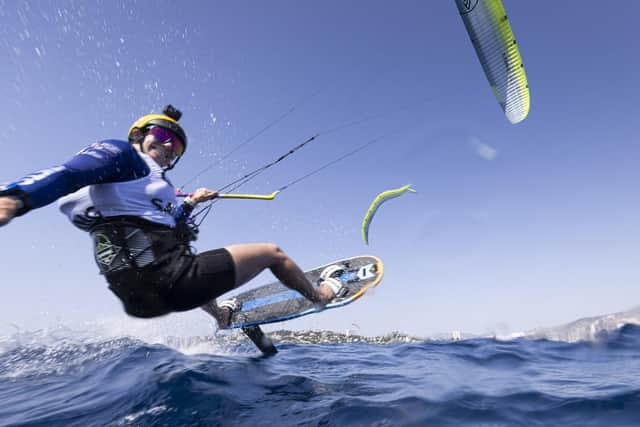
[148, 126, 185, 157]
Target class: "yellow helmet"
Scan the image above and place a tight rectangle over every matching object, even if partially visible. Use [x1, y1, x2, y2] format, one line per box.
[128, 105, 187, 154]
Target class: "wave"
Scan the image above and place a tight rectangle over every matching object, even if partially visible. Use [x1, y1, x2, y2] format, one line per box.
[2, 324, 640, 426]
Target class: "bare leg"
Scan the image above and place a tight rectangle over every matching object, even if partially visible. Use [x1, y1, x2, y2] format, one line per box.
[224, 243, 335, 303]
[201, 299, 222, 318]
[201, 299, 232, 327]
[200, 243, 335, 328]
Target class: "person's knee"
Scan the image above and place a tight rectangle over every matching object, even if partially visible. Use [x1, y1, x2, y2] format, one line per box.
[260, 242, 280, 255]
[264, 243, 288, 264]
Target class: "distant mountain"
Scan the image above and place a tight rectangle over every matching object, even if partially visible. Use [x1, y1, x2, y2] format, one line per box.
[266, 306, 640, 344]
[522, 306, 640, 342]
[158, 307, 640, 348]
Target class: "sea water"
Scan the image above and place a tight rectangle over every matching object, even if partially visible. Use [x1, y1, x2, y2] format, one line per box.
[1, 324, 639, 426]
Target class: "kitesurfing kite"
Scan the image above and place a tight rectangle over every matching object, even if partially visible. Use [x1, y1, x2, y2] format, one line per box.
[455, 0, 530, 124]
[361, 184, 416, 245]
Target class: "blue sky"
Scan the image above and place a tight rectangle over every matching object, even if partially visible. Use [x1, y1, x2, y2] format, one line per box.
[1, 1, 639, 338]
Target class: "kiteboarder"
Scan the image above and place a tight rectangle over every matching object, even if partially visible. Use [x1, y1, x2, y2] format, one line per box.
[0, 105, 344, 328]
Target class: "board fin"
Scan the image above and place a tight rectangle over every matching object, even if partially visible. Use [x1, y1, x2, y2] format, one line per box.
[242, 325, 278, 355]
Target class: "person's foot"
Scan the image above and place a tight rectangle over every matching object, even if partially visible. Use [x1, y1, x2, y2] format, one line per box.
[316, 264, 346, 304]
[215, 298, 241, 329]
[317, 283, 337, 303]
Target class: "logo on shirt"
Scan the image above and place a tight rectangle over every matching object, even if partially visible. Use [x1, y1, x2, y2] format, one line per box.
[151, 198, 177, 215]
[17, 166, 65, 186]
[94, 233, 121, 266]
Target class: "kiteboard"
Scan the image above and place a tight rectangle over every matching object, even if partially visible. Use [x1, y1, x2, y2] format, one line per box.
[229, 255, 383, 354]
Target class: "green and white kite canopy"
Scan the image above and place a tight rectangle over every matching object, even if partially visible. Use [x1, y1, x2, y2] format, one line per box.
[455, 0, 530, 124]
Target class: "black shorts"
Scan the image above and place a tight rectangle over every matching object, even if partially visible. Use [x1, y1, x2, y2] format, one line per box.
[168, 248, 236, 311]
[106, 248, 236, 318]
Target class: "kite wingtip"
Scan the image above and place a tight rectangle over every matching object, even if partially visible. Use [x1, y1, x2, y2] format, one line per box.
[362, 233, 369, 245]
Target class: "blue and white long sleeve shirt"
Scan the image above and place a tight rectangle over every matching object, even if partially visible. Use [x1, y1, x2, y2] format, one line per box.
[0, 140, 192, 231]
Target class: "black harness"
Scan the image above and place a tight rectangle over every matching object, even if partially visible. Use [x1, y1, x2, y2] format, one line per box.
[90, 217, 190, 273]
[89, 216, 196, 317]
